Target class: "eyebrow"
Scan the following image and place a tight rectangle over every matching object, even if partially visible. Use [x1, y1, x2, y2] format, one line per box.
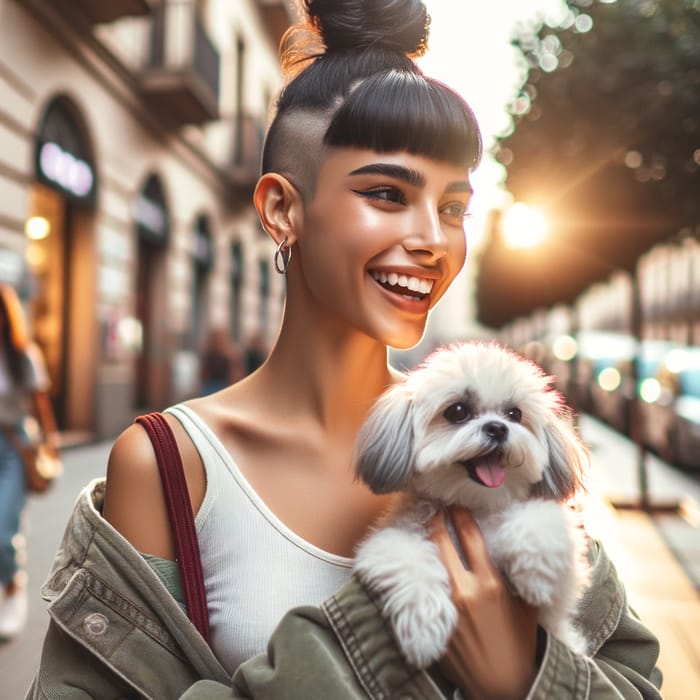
[446, 181, 473, 194]
[348, 163, 472, 194]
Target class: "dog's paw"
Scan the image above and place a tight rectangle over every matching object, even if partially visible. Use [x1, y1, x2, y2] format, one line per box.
[390, 583, 457, 668]
[485, 501, 582, 607]
[354, 527, 456, 668]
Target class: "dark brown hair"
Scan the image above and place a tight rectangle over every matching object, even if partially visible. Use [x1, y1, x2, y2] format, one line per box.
[262, 0, 482, 174]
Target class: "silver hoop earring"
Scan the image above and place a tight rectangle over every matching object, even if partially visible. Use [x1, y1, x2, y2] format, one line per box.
[274, 237, 292, 274]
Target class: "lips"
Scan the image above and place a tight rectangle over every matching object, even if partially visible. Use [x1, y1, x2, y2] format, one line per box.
[462, 450, 506, 488]
[369, 270, 434, 301]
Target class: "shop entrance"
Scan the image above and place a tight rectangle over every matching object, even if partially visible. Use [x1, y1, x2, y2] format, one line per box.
[28, 96, 97, 433]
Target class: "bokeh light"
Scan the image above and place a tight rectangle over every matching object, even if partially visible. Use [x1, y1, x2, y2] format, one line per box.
[501, 203, 549, 249]
[639, 377, 662, 403]
[25, 216, 51, 241]
[552, 334, 577, 361]
[597, 366, 621, 392]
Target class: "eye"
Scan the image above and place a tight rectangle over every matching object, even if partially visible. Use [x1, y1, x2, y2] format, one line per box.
[506, 407, 522, 423]
[444, 402, 471, 424]
[440, 200, 472, 226]
[440, 201, 467, 218]
[352, 187, 406, 205]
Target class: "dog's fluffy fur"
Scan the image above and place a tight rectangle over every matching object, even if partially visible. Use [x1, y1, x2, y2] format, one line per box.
[353, 341, 591, 668]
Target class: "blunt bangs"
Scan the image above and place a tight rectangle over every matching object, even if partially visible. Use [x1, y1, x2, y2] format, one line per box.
[324, 71, 482, 170]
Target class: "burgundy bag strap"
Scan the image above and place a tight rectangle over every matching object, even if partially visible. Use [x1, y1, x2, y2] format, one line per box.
[135, 412, 211, 643]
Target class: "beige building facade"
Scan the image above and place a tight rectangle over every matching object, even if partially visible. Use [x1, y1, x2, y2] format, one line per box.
[0, 0, 297, 438]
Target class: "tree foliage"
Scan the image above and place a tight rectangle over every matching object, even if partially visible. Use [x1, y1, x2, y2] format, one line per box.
[476, 0, 700, 328]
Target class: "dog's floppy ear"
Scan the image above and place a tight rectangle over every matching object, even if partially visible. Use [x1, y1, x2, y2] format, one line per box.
[355, 385, 415, 493]
[532, 414, 588, 501]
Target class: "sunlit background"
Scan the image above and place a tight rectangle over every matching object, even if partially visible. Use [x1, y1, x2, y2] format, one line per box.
[421, 0, 568, 246]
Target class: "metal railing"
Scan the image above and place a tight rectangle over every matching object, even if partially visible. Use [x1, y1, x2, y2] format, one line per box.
[147, 0, 220, 103]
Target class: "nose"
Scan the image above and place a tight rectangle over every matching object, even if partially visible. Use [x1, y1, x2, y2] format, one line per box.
[402, 206, 449, 261]
[483, 421, 508, 443]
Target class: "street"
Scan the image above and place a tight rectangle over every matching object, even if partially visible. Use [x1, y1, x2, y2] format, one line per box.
[1, 418, 699, 699]
[0, 440, 111, 699]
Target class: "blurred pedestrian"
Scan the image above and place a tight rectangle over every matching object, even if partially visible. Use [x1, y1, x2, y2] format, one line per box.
[0, 283, 58, 641]
[243, 331, 268, 376]
[199, 327, 244, 395]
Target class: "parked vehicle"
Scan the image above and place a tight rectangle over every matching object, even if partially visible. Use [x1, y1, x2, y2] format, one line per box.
[668, 350, 700, 470]
[591, 339, 680, 436]
[638, 346, 700, 469]
[573, 331, 636, 421]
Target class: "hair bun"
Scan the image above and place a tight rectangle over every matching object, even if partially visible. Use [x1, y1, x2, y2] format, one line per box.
[306, 0, 430, 58]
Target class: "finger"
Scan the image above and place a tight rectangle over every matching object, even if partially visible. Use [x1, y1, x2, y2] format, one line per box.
[447, 507, 499, 578]
[428, 510, 453, 551]
[430, 511, 476, 587]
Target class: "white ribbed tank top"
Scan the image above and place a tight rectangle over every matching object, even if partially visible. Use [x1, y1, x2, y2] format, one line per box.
[165, 404, 353, 674]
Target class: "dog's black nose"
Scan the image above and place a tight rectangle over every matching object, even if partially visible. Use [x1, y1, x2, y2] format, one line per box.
[483, 421, 508, 442]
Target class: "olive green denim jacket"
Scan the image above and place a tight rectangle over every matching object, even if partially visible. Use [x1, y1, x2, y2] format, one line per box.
[27, 479, 663, 699]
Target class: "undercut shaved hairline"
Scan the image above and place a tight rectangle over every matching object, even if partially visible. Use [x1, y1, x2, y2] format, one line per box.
[263, 108, 334, 200]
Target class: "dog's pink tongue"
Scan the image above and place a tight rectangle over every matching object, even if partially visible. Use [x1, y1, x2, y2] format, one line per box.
[475, 457, 506, 488]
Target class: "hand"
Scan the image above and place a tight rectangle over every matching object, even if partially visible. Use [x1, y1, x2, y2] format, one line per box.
[43, 432, 61, 455]
[429, 507, 539, 700]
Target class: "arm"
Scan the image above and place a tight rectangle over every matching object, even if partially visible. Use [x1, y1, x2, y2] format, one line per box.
[28, 421, 214, 700]
[24, 343, 59, 450]
[30, 391, 59, 451]
[102, 416, 206, 559]
[430, 509, 663, 700]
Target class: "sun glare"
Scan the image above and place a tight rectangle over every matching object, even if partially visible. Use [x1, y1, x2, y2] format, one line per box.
[501, 203, 549, 249]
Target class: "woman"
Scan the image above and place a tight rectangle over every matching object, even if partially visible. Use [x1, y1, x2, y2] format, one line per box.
[0, 284, 58, 640]
[28, 1, 663, 697]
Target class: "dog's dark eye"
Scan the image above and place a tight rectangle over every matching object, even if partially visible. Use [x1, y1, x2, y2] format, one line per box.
[506, 407, 522, 423]
[444, 403, 471, 424]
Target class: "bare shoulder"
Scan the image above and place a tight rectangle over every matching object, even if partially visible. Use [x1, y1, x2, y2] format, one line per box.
[185, 378, 260, 434]
[103, 414, 205, 560]
[182, 380, 274, 476]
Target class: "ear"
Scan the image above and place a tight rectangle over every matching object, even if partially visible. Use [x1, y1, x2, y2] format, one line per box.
[532, 414, 588, 501]
[355, 385, 416, 494]
[253, 173, 303, 248]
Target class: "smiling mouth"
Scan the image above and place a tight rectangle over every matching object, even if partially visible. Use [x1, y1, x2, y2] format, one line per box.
[369, 271, 434, 300]
[461, 450, 506, 488]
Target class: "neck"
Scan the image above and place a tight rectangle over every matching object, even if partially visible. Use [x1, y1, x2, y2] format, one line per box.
[275, 328, 392, 428]
[252, 307, 398, 439]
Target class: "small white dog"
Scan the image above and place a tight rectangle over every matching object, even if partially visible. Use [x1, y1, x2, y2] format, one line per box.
[353, 341, 591, 668]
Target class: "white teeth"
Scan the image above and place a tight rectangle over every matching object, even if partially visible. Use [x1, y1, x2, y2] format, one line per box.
[370, 271, 434, 294]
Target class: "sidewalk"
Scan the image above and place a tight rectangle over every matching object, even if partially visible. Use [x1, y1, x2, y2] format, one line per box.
[578, 415, 700, 700]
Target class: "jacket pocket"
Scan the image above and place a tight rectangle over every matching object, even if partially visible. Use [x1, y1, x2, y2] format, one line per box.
[48, 569, 201, 699]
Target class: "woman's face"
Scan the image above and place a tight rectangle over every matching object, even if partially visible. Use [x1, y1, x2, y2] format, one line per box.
[295, 148, 472, 349]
